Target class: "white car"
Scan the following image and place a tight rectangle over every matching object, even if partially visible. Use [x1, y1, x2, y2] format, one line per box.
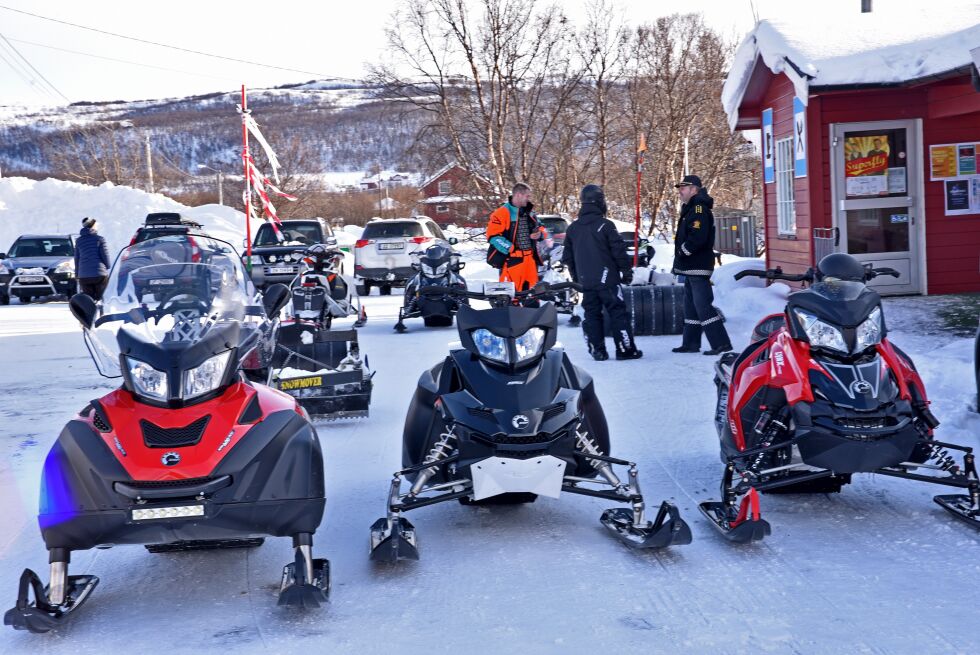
[353, 217, 450, 295]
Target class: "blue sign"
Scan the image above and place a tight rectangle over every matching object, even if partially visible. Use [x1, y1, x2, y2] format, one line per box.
[793, 97, 807, 178]
[762, 108, 774, 184]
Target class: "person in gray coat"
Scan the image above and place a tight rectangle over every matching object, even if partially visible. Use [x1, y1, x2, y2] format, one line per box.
[74, 217, 111, 300]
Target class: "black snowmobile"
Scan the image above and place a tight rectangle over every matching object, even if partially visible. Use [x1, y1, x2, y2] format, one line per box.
[369, 280, 692, 562]
[395, 242, 467, 333]
[5, 236, 330, 634]
[538, 242, 581, 325]
[267, 242, 373, 419]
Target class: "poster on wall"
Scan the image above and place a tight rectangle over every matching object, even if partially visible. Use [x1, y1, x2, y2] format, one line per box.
[930, 141, 980, 180]
[844, 134, 890, 196]
[944, 176, 980, 216]
[793, 97, 807, 178]
[762, 108, 774, 184]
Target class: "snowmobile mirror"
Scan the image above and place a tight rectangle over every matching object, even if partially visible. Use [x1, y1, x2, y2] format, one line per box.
[262, 283, 291, 318]
[325, 236, 338, 247]
[69, 293, 98, 329]
[454, 262, 466, 271]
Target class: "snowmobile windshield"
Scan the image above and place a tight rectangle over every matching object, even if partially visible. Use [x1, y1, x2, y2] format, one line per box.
[86, 236, 263, 378]
[809, 279, 867, 302]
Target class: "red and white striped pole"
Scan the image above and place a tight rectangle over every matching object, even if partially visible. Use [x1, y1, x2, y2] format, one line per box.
[241, 84, 253, 272]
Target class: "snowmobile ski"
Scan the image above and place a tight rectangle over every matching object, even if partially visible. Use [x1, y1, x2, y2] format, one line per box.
[600, 502, 692, 549]
[4, 569, 99, 634]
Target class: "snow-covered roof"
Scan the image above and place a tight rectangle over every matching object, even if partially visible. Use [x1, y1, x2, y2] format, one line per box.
[419, 163, 459, 189]
[419, 195, 482, 204]
[722, 10, 980, 130]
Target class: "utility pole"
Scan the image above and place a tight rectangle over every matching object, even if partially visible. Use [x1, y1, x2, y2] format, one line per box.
[217, 171, 224, 205]
[144, 132, 155, 194]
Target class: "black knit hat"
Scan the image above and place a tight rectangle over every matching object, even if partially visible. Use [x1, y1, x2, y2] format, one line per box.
[81, 217, 96, 228]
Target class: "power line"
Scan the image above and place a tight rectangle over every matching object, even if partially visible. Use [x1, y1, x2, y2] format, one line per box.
[0, 30, 68, 101]
[0, 46, 48, 99]
[8, 37, 241, 82]
[0, 4, 355, 81]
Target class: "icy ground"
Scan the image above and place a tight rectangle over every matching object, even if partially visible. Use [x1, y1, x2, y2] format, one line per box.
[1, 281, 979, 654]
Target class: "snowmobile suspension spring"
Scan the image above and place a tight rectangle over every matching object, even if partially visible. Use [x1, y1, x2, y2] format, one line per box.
[409, 427, 458, 496]
[930, 443, 960, 473]
[574, 428, 623, 490]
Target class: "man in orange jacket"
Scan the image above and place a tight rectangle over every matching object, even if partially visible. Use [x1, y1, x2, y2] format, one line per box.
[486, 183, 548, 292]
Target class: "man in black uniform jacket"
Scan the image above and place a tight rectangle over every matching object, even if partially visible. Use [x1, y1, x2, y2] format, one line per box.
[671, 175, 732, 356]
[562, 184, 642, 361]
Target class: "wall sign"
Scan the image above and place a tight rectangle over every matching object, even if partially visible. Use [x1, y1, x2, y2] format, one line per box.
[930, 140, 980, 215]
[762, 108, 774, 184]
[793, 97, 807, 178]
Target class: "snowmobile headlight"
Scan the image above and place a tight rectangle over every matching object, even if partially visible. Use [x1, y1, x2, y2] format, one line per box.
[182, 350, 232, 400]
[855, 307, 882, 351]
[422, 262, 449, 277]
[514, 327, 546, 362]
[471, 328, 509, 364]
[54, 260, 74, 274]
[126, 357, 169, 402]
[794, 309, 846, 353]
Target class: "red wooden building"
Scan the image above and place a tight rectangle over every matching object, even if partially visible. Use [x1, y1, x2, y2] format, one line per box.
[723, 14, 980, 294]
[417, 163, 489, 227]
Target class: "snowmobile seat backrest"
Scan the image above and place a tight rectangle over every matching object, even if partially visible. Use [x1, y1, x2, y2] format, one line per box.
[750, 313, 786, 343]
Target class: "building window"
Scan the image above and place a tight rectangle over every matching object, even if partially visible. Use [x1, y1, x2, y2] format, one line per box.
[436, 204, 449, 214]
[438, 180, 451, 194]
[775, 137, 796, 236]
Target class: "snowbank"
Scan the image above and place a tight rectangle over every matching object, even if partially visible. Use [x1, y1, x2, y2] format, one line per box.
[0, 177, 262, 258]
[712, 260, 790, 346]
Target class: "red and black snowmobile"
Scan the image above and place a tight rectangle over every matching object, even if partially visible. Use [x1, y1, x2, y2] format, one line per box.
[5, 235, 330, 634]
[700, 254, 980, 543]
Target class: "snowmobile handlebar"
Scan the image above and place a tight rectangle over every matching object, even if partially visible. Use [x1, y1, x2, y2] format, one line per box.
[733, 267, 814, 283]
[417, 281, 582, 301]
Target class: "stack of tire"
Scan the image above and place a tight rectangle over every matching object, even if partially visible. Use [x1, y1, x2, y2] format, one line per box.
[604, 283, 685, 336]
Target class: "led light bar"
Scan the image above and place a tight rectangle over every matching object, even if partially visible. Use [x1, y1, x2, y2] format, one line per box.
[132, 504, 204, 521]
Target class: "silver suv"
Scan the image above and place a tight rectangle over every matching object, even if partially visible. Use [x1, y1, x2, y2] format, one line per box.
[353, 217, 448, 295]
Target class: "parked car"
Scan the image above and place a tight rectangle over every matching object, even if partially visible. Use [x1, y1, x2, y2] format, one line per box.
[129, 212, 207, 245]
[353, 217, 449, 295]
[0, 234, 77, 304]
[244, 218, 335, 290]
[536, 214, 569, 243]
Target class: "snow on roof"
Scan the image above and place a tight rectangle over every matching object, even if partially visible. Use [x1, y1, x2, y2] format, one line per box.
[419, 195, 483, 204]
[722, 9, 980, 130]
[419, 162, 459, 189]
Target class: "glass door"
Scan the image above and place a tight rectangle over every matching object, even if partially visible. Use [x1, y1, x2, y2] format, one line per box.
[831, 120, 921, 294]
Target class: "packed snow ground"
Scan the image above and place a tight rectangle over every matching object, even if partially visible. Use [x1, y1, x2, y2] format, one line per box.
[1, 264, 979, 654]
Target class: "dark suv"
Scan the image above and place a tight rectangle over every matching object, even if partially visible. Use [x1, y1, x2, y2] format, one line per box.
[130, 212, 207, 245]
[245, 218, 335, 289]
[0, 234, 77, 304]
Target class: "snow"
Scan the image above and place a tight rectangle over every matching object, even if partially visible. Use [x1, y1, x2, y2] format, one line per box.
[1, 194, 980, 651]
[0, 177, 262, 257]
[723, 8, 980, 129]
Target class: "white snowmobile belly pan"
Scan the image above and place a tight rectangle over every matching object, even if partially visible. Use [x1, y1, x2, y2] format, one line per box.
[470, 456, 567, 500]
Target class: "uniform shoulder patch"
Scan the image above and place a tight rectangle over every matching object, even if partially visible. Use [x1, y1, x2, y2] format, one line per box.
[692, 220, 701, 229]
[695, 205, 703, 214]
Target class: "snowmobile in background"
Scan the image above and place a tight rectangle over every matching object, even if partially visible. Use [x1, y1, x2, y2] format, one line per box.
[620, 231, 655, 268]
[539, 242, 581, 325]
[267, 241, 373, 419]
[394, 242, 467, 333]
[700, 254, 980, 543]
[370, 281, 692, 562]
[5, 236, 330, 634]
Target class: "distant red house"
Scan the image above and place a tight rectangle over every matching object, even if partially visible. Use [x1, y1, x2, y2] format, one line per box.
[417, 163, 490, 227]
[724, 14, 980, 294]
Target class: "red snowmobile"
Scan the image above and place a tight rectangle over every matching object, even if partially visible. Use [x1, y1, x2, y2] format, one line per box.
[700, 254, 980, 543]
[5, 235, 330, 634]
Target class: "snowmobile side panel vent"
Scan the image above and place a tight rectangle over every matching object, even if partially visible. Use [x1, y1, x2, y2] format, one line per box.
[542, 402, 566, 421]
[468, 407, 496, 420]
[238, 394, 263, 424]
[490, 430, 563, 445]
[114, 475, 231, 500]
[92, 411, 111, 433]
[140, 416, 211, 448]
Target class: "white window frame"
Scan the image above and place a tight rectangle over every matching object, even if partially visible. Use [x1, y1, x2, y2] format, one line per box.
[438, 180, 452, 194]
[436, 204, 449, 214]
[775, 137, 796, 236]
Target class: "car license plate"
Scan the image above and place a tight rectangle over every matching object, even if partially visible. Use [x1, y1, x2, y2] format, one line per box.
[379, 242, 403, 250]
[269, 266, 294, 274]
[19, 276, 44, 283]
[148, 278, 175, 286]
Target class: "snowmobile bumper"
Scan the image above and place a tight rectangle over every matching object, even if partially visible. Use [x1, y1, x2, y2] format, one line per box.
[275, 369, 373, 419]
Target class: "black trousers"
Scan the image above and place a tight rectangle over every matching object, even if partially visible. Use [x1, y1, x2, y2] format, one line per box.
[582, 285, 634, 355]
[78, 276, 107, 301]
[681, 276, 730, 349]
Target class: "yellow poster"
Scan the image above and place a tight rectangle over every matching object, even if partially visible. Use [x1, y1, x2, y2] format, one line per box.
[930, 144, 959, 180]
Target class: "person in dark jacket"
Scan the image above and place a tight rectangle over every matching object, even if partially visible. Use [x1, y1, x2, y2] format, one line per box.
[74, 217, 111, 300]
[562, 184, 641, 361]
[671, 175, 731, 355]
